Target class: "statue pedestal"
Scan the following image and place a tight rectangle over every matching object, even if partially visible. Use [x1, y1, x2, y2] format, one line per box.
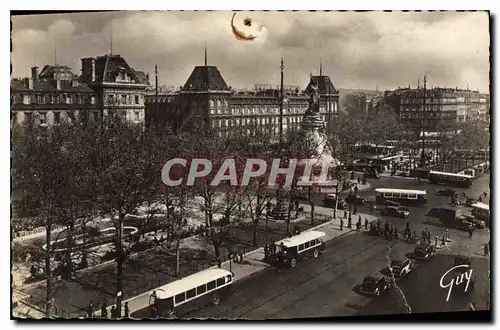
[268, 198, 288, 221]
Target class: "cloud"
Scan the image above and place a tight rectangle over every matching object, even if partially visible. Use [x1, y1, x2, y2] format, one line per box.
[11, 11, 490, 92]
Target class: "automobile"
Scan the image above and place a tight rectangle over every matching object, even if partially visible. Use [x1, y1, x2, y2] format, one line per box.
[380, 206, 410, 218]
[463, 214, 486, 229]
[389, 259, 417, 277]
[345, 194, 367, 205]
[454, 255, 471, 268]
[435, 188, 457, 197]
[385, 200, 402, 208]
[359, 273, 393, 296]
[323, 194, 347, 210]
[397, 171, 411, 177]
[413, 243, 436, 260]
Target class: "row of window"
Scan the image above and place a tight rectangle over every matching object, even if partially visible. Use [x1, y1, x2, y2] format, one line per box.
[298, 239, 322, 252]
[12, 93, 96, 105]
[108, 94, 141, 105]
[173, 276, 231, 305]
[211, 116, 309, 128]
[383, 192, 419, 199]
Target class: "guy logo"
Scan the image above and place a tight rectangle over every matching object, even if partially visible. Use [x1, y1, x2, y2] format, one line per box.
[440, 264, 473, 302]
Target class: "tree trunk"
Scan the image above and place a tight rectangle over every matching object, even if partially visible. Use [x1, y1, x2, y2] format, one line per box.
[115, 214, 125, 318]
[308, 186, 315, 225]
[175, 238, 181, 277]
[45, 223, 53, 317]
[286, 198, 292, 236]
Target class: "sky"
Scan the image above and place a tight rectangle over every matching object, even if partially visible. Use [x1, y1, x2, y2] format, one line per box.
[11, 11, 490, 92]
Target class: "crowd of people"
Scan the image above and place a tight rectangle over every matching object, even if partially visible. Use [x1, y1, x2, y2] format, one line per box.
[86, 300, 130, 319]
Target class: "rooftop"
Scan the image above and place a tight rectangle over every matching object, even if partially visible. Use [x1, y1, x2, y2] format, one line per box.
[181, 66, 230, 92]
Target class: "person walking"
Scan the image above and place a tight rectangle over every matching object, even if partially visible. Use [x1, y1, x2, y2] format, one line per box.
[364, 218, 369, 230]
[356, 221, 361, 232]
[340, 218, 344, 231]
[435, 235, 439, 247]
[100, 301, 108, 318]
[484, 243, 489, 257]
[353, 205, 358, 215]
[440, 235, 446, 247]
[110, 305, 118, 319]
[468, 225, 474, 238]
[124, 302, 130, 318]
[86, 301, 95, 318]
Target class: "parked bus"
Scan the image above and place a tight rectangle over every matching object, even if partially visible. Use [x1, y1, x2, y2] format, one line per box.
[144, 268, 233, 318]
[428, 170, 473, 188]
[271, 230, 326, 269]
[375, 188, 427, 206]
[471, 202, 490, 224]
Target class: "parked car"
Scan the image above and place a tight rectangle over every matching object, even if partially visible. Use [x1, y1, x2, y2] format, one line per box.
[389, 259, 417, 277]
[360, 273, 393, 296]
[413, 243, 436, 261]
[345, 194, 367, 205]
[463, 214, 485, 229]
[380, 206, 410, 218]
[323, 194, 347, 210]
[436, 189, 457, 197]
[425, 207, 441, 218]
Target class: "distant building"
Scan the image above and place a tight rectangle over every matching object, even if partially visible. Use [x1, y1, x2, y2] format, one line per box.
[11, 54, 149, 128]
[382, 86, 490, 132]
[145, 63, 339, 138]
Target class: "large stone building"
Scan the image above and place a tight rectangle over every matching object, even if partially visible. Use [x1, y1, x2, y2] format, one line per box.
[382, 86, 490, 132]
[145, 63, 340, 137]
[11, 54, 149, 127]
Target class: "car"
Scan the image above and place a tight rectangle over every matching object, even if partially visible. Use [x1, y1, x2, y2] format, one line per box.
[323, 195, 347, 210]
[436, 189, 457, 197]
[413, 243, 436, 260]
[380, 206, 410, 218]
[345, 194, 367, 205]
[389, 259, 417, 277]
[454, 255, 471, 268]
[398, 171, 411, 177]
[385, 200, 402, 208]
[359, 273, 393, 296]
[463, 214, 485, 229]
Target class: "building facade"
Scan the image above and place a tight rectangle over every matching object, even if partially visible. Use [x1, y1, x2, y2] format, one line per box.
[11, 54, 149, 128]
[382, 87, 490, 132]
[145, 64, 340, 138]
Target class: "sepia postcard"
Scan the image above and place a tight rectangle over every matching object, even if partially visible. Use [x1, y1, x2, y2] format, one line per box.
[10, 10, 491, 321]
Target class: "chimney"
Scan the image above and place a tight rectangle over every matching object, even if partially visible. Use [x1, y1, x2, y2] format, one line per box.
[29, 78, 34, 89]
[31, 66, 39, 81]
[91, 58, 95, 82]
[56, 75, 61, 90]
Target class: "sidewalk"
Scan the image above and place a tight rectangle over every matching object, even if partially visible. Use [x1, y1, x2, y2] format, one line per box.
[111, 209, 379, 318]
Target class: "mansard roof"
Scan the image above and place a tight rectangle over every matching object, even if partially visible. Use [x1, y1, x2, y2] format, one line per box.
[181, 66, 230, 92]
[93, 54, 145, 84]
[305, 75, 338, 95]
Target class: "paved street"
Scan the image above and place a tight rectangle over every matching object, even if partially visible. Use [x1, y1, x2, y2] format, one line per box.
[174, 173, 491, 318]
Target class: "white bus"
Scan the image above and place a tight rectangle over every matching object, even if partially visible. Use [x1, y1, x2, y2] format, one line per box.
[471, 202, 490, 223]
[272, 230, 326, 269]
[375, 188, 427, 206]
[141, 268, 233, 318]
[428, 170, 473, 188]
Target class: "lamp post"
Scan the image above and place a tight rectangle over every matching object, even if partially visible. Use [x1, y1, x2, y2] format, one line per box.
[279, 58, 284, 152]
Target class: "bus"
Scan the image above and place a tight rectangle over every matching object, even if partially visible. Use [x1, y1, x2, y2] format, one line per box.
[471, 202, 490, 224]
[428, 170, 473, 188]
[346, 163, 381, 177]
[141, 268, 233, 318]
[271, 230, 326, 269]
[375, 188, 427, 206]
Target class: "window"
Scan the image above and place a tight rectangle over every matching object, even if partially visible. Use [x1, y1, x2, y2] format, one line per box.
[39, 112, 46, 125]
[108, 94, 115, 104]
[216, 277, 225, 287]
[122, 94, 127, 104]
[196, 284, 206, 295]
[186, 288, 196, 300]
[299, 244, 304, 251]
[174, 293, 186, 304]
[226, 275, 232, 283]
[393, 193, 401, 198]
[54, 112, 61, 124]
[134, 110, 140, 122]
[207, 281, 216, 291]
[305, 241, 311, 249]
[401, 194, 408, 199]
[408, 194, 417, 199]
[384, 193, 393, 198]
[135, 95, 139, 104]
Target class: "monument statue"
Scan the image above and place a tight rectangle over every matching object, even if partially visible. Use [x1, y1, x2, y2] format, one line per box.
[308, 81, 320, 113]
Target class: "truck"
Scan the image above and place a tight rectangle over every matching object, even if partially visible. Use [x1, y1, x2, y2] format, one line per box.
[426, 206, 471, 230]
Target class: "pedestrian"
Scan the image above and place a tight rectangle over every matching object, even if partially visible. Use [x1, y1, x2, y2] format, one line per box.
[264, 244, 269, 258]
[364, 218, 369, 230]
[217, 257, 221, 268]
[86, 301, 94, 318]
[340, 218, 344, 231]
[445, 229, 450, 241]
[469, 226, 474, 239]
[440, 235, 446, 247]
[100, 301, 108, 318]
[356, 221, 361, 231]
[435, 235, 439, 247]
[124, 302, 129, 318]
[484, 243, 489, 256]
[393, 227, 398, 240]
[421, 229, 426, 242]
[353, 206, 358, 215]
[354, 185, 359, 194]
